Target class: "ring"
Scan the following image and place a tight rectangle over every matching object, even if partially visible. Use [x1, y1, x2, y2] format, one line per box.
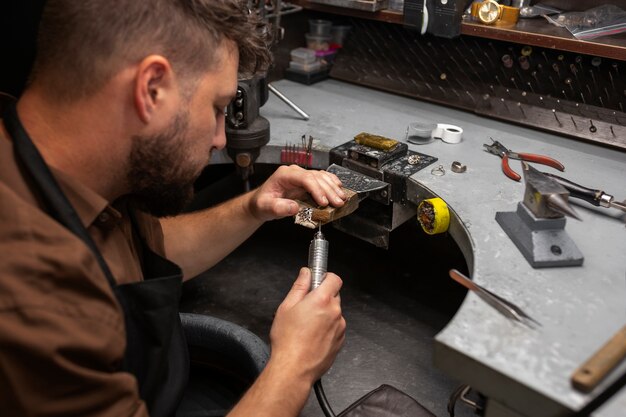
[431, 165, 446, 176]
[451, 161, 467, 173]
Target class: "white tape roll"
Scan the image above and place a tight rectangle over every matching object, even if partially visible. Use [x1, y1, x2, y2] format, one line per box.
[432, 123, 463, 144]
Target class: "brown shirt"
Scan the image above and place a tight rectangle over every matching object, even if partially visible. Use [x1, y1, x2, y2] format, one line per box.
[0, 116, 165, 416]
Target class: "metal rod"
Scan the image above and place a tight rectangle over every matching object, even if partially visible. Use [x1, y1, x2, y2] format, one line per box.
[268, 83, 310, 120]
[553, 109, 562, 127]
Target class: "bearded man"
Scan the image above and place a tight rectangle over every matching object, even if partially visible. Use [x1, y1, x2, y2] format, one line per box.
[0, 1, 346, 416]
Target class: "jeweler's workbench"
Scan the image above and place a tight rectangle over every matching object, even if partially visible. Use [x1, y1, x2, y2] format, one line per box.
[213, 79, 626, 417]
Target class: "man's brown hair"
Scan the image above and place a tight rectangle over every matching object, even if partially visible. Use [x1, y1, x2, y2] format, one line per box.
[30, 0, 272, 101]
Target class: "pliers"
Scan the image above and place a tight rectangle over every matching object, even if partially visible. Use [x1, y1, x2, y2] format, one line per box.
[483, 138, 565, 181]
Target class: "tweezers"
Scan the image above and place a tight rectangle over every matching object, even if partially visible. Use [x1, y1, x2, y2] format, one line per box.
[449, 269, 541, 329]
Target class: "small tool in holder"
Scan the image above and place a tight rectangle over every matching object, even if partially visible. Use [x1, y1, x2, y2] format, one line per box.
[496, 162, 584, 268]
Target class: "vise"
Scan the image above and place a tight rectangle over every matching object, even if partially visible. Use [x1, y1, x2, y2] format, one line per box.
[324, 133, 438, 248]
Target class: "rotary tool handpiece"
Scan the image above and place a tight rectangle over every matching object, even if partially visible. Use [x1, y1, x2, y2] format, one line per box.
[307, 229, 337, 417]
[308, 230, 329, 291]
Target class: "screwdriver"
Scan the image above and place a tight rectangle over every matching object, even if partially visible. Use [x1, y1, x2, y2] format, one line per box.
[542, 172, 626, 213]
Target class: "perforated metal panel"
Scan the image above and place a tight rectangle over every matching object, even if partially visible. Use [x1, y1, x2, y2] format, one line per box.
[330, 18, 626, 150]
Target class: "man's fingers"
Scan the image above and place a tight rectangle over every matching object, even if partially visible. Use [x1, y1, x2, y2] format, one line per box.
[272, 198, 300, 218]
[305, 173, 345, 208]
[315, 272, 343, 297]
[320, 173, 346, 202]
[280, 267, 312, 310]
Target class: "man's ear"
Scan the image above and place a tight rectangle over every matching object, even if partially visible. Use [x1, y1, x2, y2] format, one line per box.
[133, 55, 174, 124]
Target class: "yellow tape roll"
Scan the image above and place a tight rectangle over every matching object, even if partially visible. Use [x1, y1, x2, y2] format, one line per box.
[417, 197, 450, 235]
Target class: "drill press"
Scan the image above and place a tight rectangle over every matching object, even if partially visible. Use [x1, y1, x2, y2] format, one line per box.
[225, 75, 270, 191]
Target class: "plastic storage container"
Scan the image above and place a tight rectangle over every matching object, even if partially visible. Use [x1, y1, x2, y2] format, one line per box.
[305, 33, 331, 51]
[290, 47, 317, 64]
[315, 49, 337, 65]
[308, 19, 332, 36]
[331, 25, 352, 46]
[289, 60, 322, 73]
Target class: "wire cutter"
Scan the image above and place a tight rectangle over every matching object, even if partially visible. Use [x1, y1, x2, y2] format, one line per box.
[483, 138, 565, 181]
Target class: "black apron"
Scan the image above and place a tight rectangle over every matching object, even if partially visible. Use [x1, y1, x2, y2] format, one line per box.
[2, 100, 189, 417]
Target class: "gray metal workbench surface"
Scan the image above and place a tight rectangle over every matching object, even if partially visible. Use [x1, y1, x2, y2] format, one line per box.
[216, 79, 626, 417]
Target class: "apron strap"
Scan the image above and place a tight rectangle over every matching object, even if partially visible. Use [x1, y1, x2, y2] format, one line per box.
[2, 100, 118, 288]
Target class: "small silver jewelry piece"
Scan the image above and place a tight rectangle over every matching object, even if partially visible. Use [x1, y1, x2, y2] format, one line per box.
[451, 161, 467, 173]
[296, 207, 313, 223]
[407, 154, 421, 165]
[431, 164, 446, 176]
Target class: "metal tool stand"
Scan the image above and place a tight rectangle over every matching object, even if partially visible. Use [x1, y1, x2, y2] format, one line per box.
[496, 202, 583, 268]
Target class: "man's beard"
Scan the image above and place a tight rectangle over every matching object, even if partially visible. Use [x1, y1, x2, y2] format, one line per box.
[127, 109, 205, 217]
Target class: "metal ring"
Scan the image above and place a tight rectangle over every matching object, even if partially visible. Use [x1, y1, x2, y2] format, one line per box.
[451, 161, 467, 173]
[431, 164, 446, 176]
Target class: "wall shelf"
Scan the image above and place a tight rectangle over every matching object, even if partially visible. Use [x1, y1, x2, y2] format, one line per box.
[291, 0, 626, 61]
[291, 0, 404, 24]
[461, 19, 626, 61]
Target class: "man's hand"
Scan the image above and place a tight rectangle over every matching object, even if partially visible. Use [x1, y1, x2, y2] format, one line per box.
[248, 165, 346, 222]
[269, 267, 346, 385]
